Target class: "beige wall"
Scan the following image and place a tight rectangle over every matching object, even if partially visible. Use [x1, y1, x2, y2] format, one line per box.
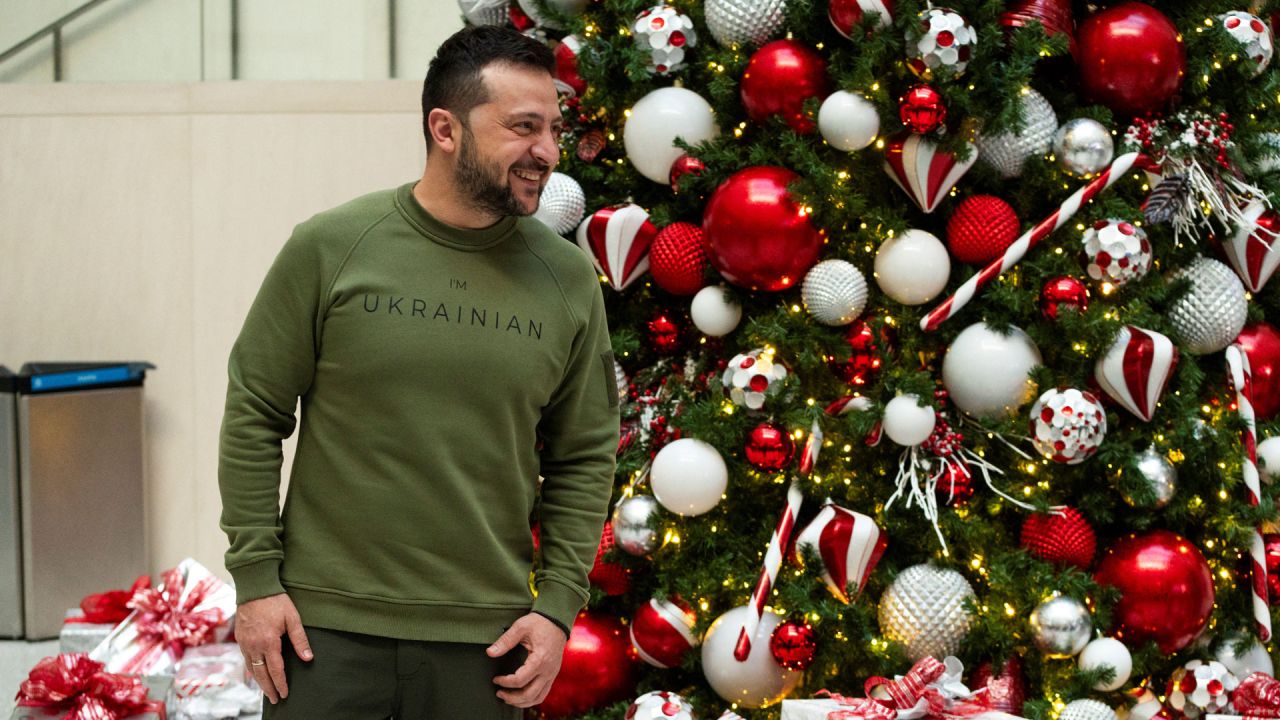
[0, 80, 426, 579]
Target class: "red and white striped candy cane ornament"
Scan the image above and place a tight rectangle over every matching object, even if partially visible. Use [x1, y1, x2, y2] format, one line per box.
[735, 422, 822, 660]
[920, 152, 1145, 332]
[1227, 342, 1273, 642]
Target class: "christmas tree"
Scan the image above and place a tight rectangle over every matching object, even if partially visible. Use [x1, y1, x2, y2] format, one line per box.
[464, 0, 1280, 716]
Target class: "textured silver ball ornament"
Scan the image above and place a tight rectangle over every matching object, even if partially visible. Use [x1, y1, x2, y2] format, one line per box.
[976, 88, 1057, 178]
[533, 172, 586, 236]
[1030, 595, 1092, 658]
[612, 495, 664, 556]
[878, 565, 975, 661]
[1123, 446, 1177, 508]
[1167, 257, 1248, 355]
[704, 0, 786, 47]
[801, 260, 869, 326]
[1061, 700, 1118, 720]
[1054, 118, 1114, 176]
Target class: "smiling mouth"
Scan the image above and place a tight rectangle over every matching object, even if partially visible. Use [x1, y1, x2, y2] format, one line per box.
[512, 168, 543, 182]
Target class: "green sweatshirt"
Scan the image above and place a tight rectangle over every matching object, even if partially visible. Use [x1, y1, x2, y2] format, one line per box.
[218, 182, 619, 643]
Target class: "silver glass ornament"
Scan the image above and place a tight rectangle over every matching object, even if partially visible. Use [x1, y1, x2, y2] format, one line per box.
[1053, 118, 1114, 176]
[801, 259, 869, 326]
[533, 172, 585, 236]
[1030, 595, 1092, 658]
[878, 565, 975, 661]
[976, 88, 1057, 178]
[1061, 700, 1118, 720]
[613, 495, 663, 556]
[614, 359, 629, 406]
[1167, 256, 1248, 355]
[1123, 446, 1177, 508]
[458, 0, 509, 25]
[704, 0, 786, 48]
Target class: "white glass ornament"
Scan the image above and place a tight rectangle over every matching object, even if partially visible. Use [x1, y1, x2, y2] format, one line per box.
[818, 91, 880, 152]
[701, 606, 801, 708]
[612, 494, 664, 555]
[704, 0, 786, 47]
[1029, 388, 1107, 465]
[878, 564, 974, 660]
[942, 322, 1042, 419]
[977, 88, 1057, 178]
[1054, 118, 1114, 176]
[1030, 595, 1092, 658]
[1167, 256, 1248, 355]
[882, 395, 937, 447]
[516, 0, 587, 29]
[1061, 699, 1117, 720]
[629, 691, 696, 720]
[1258, 437, 1280, 484]
[802, 259, 869, 326]
[691, 285, 742, 337]
[1078, 637, 1132, 691]
[874, 229, 951, 306]
[650, 438, 728, 516]
[624, 87, 719, 185]
[1214, 632, 1275, 678]
[533, 172, 585, 236]
[1220, 11, 1273, 76]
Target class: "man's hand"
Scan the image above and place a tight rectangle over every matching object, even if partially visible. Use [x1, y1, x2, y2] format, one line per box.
[235, 593, 313, 704]
[488, 613, 567, 707]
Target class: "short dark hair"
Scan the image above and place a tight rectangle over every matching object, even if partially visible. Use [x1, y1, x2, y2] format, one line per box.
[422, 25, 556, 149]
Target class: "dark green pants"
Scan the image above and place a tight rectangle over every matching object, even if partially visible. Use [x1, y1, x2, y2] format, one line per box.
[261, 626, 525, 719]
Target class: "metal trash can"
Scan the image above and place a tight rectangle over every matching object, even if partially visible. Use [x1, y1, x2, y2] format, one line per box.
[14, 362, 154, 639]
[0, 366, 20, 638]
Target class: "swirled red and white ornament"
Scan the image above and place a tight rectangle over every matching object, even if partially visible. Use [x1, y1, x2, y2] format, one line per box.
[1223, 201, 1280, 293]
[576, 204, 658, 291]
[883, 132, 977, 213]
[1094, 325, 1179, 423]
[795, 501, 888, 603]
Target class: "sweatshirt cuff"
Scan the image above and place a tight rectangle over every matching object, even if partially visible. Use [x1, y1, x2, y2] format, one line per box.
[531, 580, 586, 633]
[533, 611, 571, 638]
[227, 558, 285, 604]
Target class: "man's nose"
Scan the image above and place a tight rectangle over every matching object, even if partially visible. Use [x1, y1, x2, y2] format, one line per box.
[531, 128, 559, 168]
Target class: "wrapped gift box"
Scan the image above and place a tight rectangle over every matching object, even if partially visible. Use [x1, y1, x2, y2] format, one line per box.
[59, 609, 117, 655]
[172, 643, 262, 720]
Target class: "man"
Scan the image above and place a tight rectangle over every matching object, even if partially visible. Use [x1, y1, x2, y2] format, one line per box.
[218, 25, 618, 718]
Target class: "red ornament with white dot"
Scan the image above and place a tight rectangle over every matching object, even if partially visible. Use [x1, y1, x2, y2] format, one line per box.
[627, 690, 696, 720]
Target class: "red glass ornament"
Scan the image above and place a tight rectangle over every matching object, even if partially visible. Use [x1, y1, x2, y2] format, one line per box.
[899, 85, 947, 134]
[538, 610, 638, 717]
[669, 154, 707, 191]
[508, 2, 535, 31]
[829, 319, 888, 387]
[1235, 322, 1280, 422]
[1094, 530, 1215, 653]
[630, 597, 697, 668]
[768, 619, 818, 670]
[745, 422, 796, 471]
[739, 40, 832, 134]
[829, 0, 894, 38]
[647, 312, 684, 355]
[1020, 507, 1096, 569]
[1075, 2, 1185, 117]
[587, 521, 631, 595]
[553, 39, 587, 98]
[971, 657, 1029, 715]
[702, 166, 825, 292]
[935, 461, 975, 505]
[650, 223, 709, 296]
[1264, 534, 1280, 604]
[947, 195, 1021, 265]
[1000, 0, 1075, 52]
[1040, 276, 1090, 320]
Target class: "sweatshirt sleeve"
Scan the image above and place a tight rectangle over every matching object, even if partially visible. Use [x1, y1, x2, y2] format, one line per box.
[219, 228, 326, 605]
[531, 273, 619, 631]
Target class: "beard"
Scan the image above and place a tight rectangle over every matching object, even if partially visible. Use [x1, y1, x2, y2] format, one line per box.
[455, 124, 545, 218]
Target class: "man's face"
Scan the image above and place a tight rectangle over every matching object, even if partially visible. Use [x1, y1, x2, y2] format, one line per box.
[453, 63, 563, 218]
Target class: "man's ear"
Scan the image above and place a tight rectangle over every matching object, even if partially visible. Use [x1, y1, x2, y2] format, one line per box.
[427, 108, 460, 153]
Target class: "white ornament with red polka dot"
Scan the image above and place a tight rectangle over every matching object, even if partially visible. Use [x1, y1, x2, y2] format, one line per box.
[723, 349, 788, 410]
[634, 6, 697, 75]
[627, 690, 695, 720]
[1029, 388, 1107, 465]
[905, 7, 975, 80]
[1082, 219, 1152, 287]
[1220, 11, 1273, 76]
[1166, 660, 1239, 720]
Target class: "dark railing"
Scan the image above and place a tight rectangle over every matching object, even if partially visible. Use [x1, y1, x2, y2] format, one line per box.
[0, 0, 401, 82]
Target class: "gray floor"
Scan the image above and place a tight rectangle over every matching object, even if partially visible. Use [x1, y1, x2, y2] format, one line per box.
[1, 639, 60, 714]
